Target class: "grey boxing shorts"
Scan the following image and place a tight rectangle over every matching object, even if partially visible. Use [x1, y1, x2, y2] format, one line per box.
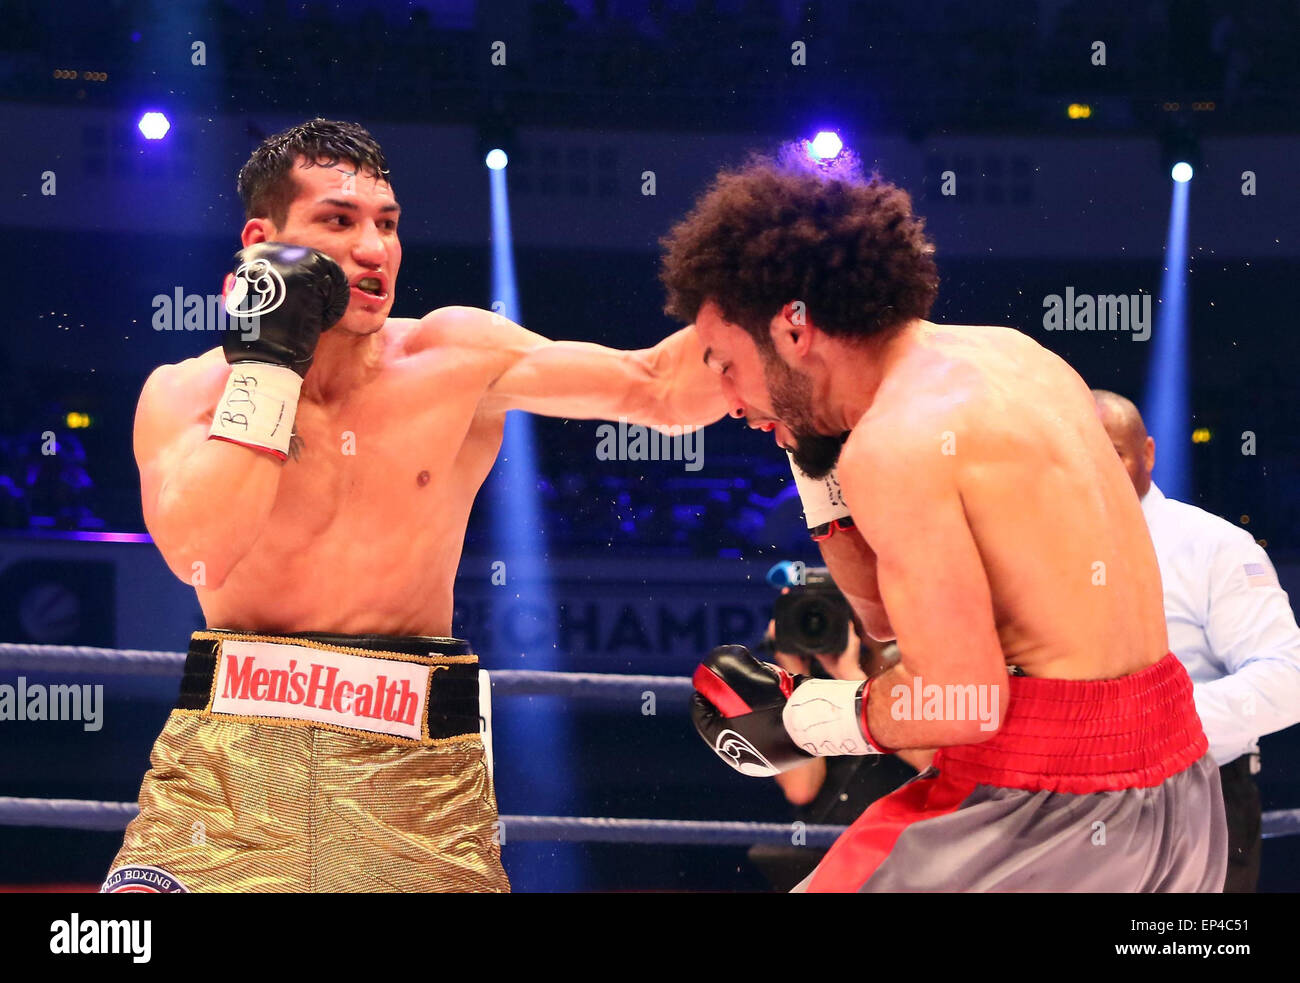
[796, 653, 1228, 892]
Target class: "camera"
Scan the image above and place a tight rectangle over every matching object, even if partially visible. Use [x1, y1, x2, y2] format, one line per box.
[771, 564, 853, 657]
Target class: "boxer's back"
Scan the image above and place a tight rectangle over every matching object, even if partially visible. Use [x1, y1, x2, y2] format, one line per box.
[867, 323, 1166, 680]
[136, 316, 506, 637]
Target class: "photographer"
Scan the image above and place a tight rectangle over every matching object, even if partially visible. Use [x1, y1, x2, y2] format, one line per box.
[747, 567, 935, 891]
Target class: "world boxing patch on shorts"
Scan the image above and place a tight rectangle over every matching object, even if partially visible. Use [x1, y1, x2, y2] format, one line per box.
[101, 864, 189, 894]
[209, 639, 437, 741]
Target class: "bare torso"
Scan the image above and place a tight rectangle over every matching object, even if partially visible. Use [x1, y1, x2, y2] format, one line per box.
[158, 317, 506, 636]
[831, 322, 1166, 680]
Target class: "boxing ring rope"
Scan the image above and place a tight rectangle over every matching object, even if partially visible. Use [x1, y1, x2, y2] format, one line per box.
[3, 642, 1299, 844]
[0, 643, 195, 677]
[0, 642, 693, 699]
[0, 797, 849, 846]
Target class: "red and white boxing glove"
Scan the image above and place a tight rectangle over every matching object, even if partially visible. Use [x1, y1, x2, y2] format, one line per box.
[691, 645, 889, 777]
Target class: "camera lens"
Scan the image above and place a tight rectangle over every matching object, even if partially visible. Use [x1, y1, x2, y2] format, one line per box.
[799, 602, 828, 642]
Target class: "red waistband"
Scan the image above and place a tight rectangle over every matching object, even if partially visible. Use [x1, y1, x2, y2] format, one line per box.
[933, 653, 1208, 794]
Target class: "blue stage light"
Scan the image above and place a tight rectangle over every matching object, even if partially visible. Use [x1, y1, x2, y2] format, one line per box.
[137, 112, 170, 140]
[807, 131, 844, 161]
[1143, 178, 1192, 500]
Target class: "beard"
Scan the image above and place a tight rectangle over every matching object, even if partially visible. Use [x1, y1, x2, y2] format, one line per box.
[763, 354, 844, 479]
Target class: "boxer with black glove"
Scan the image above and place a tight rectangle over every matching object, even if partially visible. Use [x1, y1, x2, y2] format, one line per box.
[209, 242, 350, 461]
[110, 119, 734, 894]
[691, 644, 890, 777]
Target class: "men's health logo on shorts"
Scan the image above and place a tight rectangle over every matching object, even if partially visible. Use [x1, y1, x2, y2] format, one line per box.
[101, 865, 189, 894]
[211, 639, 435, 740]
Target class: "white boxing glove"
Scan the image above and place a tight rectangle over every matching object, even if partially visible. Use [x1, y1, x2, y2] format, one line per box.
[786, 450, 854, 540]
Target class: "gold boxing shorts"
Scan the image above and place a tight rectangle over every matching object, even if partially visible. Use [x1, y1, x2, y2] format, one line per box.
[102, 630, 509, 893]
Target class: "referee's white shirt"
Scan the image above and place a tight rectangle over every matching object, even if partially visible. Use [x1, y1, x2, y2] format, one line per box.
[1142, 482, 1300, 768]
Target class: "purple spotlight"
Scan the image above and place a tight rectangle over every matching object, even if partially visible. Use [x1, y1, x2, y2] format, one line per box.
[806, 131, 844, 161]
[137, 111, 170, 140]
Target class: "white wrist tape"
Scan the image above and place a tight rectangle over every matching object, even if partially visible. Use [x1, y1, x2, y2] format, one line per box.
[208, 363, 303, 460]
[787, 451, 851, 530]
[783, 678, 884, 756]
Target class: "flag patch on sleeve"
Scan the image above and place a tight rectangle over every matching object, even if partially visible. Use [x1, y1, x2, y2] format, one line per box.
[1244, 562, 1277, 588]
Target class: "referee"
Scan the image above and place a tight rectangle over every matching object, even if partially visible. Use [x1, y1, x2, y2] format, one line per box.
[1095, 390, 1300, 892]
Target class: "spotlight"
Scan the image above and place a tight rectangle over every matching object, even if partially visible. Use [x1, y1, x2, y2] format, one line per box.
[485, 148, 509, 170]
[806, 131, 844, 162]
[137, 111, 170, 140]
[1171, 161, 1193, 183]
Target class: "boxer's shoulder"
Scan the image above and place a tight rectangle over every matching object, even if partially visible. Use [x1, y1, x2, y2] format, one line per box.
[135, 350, 230, 458]
[841, 399, 962, 510]
[403, 306, 529, 372]
[141, 348, 230, 411]
[407, 305, 500, 349]
[877, 328, 1062, 450]
[850, 380, 975, 462]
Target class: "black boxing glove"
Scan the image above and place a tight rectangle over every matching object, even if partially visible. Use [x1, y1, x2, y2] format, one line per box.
[691, 644, 888, 778]
[692, 645, 813, 777]
[208, 243, 350, 460]
[221, 241, 350, 376]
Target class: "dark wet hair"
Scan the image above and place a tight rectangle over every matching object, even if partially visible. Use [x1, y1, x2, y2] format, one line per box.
[236, 118, 391, 226]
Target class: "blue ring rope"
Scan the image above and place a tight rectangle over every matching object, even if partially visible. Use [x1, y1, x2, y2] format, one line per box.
[2, 642, 1297, 841]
